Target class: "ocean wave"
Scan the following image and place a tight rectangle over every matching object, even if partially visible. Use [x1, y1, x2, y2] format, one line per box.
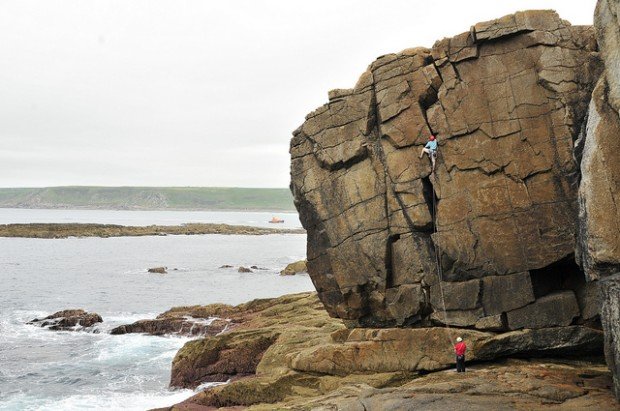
[1, 389, 195, 411]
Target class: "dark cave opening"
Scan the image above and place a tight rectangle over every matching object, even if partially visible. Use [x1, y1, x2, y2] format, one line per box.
[528, 255, 586, 299]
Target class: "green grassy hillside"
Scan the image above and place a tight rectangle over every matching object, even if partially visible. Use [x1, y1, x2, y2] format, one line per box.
[0, 187, 296, 211]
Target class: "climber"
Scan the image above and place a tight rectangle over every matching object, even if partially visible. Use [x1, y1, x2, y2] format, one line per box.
[454, 336, 467, 372]
[419, 135, 438, 171]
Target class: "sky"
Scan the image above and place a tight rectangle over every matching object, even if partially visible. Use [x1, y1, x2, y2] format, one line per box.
[0, 1, 596, 188]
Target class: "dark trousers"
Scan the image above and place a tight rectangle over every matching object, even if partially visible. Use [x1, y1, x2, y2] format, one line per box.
[456, 355, 466, 372]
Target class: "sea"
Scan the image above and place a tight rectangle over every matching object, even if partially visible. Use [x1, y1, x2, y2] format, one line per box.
[0, 209, 313, 410]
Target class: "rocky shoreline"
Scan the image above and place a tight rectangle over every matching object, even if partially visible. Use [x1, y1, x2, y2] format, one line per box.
[25, 293, 615, 409]
[0, 223, 305, 238]
[139, 292, 614, 410]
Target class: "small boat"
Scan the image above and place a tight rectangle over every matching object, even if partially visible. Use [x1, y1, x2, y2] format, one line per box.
[269, 217, 285, 224]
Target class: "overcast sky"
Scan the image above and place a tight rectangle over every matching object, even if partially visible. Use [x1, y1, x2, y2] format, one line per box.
[0, 1, 596, 188]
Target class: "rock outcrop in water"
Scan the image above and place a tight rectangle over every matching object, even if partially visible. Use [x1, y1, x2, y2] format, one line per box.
[110, 317, 229, 337]
[290, 10, 602, 328]
[0, 223, 304, 239]
[280, 260, 307, 276]
[28, 309, 102, 331]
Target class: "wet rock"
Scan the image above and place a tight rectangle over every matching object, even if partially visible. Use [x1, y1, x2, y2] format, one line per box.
[238, 266, 252, 273]
[290, 10, 601, 327]
[279, 260, 307, 276]
[148, 266, 167, 274]
[219, 264, 233, 269]
[601, 273, 620, 400]
[110, 317, 228, 337]
[506, 291, 580, 330]
[28, 309, 102, 331]
[170, 329, 279, 388]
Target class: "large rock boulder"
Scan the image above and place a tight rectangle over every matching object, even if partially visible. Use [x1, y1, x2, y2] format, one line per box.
[290, 10, 601, 327]
[280, 260, 307, 276]
[28, 309, 102, 331]
[577, 0, 620, 281]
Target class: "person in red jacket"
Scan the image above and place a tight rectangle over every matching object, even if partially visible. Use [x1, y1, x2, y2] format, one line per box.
[454, 337, 467, 372]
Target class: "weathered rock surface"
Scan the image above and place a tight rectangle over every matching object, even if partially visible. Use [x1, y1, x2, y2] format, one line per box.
[505, 291, 580, 330]
[256, 360, 616, 411]
[289, 328, 493, 376]
[601, 273, 620, 400]
[476, 326, 604, 360]
[148, 266, 167, 274]
[290, 10, 602, 327]
[160, 292, 609, 410]
[28, 309, 102, 331]
[280, 260, 307, 276]
[169, 293, 343, 389]
[110, 317, 229, 337]
[577, 0, 620, 281]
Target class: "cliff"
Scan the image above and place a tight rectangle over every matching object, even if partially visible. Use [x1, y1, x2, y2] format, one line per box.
[579, 0, 620, 399]
[290, 10, 602, 329]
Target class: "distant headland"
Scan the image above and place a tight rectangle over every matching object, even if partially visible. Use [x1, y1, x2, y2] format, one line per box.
[0, 186, 296, 212]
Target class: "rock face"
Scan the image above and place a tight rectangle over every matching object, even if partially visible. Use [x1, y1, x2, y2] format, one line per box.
[577, 0, 620, 281]
[290, 10, 601, 327]
[28, 309, 102, 331]
[601, 273, 620, 400]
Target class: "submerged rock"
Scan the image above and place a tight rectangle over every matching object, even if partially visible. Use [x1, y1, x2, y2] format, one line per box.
[238, 266, 252, 273]
[279, 260, 307, 276]
[28, 309, 102, 331]
[290, 10, 602, 328]
[148, 266, 167, 274]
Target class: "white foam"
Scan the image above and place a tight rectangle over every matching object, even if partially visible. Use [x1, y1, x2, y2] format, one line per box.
[2, 389, 196, 411]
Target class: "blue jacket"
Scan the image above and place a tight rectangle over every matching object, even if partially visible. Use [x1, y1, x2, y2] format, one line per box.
[425, 140, 438, 150]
